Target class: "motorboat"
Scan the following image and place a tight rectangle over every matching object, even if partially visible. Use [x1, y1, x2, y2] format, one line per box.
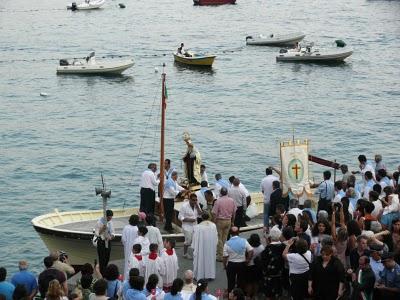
[56, 52, 134, 75]
[246, 32, 306, 46]
[193, 0, 236, 5]
[173, 52, 216, 67]
[276, 44, 353, 63]
[67, 0, 106, 11]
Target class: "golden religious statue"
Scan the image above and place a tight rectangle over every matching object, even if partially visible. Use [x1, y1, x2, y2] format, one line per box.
[182, 132, 202, 186]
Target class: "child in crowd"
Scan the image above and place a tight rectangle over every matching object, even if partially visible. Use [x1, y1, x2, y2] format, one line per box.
[144, 244, 166, 287]
[161, 239, 179, 292]
[128, 244, 145, 277]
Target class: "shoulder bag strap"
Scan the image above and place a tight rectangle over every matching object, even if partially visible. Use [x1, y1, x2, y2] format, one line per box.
[299, 253, 311, 267]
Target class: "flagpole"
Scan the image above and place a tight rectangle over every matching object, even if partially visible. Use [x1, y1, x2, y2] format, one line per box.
[159, 63, 166, 223]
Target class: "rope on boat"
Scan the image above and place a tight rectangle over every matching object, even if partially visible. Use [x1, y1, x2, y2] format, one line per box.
[0, 55, 132, 64]
[122, 77, 161, 209]
[0, 8, 65, 13]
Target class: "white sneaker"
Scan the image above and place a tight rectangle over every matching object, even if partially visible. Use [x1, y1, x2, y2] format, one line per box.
[183, 253, 188, 259]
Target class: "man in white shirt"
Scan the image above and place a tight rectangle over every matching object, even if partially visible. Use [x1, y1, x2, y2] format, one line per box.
[260, 167, 279, 227]
[139, 163, 160, 216]
[340, 164, 351, 183]
[333, 180, 345, 203]
[200, 164, 208, 184]
[223, 227, 253, 293]
[178, 193, 202, 259]
[164, 159, 176, 180]
[214, 173, 230, 198]
[374, 154, 386, 174]
[363, 171, 375, 198]
[95, 209, 115, 275]
[288, 199, 303, 219]
[352, 154, 375, 182]
[195, 181, 209, 209]
[163, 171, 185, 231]
[228, 178, 247, 227]
[229, 176, 251, 207]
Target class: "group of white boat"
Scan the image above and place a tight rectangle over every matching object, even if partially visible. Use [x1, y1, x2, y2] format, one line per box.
[57, 33, 352, 75]
[246, 32, 353, 63]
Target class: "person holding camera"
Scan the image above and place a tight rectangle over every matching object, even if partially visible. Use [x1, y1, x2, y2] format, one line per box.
[49, 251, 75, 278]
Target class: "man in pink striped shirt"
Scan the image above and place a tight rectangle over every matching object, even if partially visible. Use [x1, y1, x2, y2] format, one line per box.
[212, 187, 237, 261]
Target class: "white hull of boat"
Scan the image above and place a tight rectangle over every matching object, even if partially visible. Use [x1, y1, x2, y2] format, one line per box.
[246, 33, 305, 46]
[32, 193, 265, 265]
[276, 49, 353, 63]
[56, 59, 134, 75]
[67, 0, 106, 10]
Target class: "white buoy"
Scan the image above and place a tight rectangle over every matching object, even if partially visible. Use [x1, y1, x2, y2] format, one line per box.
[154, 67, 159, 73]
[40, 92, 48, 97]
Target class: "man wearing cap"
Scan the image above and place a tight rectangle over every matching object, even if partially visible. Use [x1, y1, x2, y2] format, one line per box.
[11, 261, 37, 300]
[369, 244, 384, 284]
[95, 209, 115, 275]
[376, 252, 400, 299]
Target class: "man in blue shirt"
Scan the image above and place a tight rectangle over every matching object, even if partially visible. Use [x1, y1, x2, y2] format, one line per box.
[11, 261, 37, 299]
[0, 267, 15, 300]
[376, 252, 400, 299]
[314, 170, 334, 214]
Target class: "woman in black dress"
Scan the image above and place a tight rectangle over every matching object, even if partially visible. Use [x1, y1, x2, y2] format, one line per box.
[308, 245, 346, 300]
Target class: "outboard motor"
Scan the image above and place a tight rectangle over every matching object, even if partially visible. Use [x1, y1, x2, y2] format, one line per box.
[245, 35, 253, 40]
[59, 59, 69, 66]
[279, 48, 288, 54]
[71, 2, 77, 11]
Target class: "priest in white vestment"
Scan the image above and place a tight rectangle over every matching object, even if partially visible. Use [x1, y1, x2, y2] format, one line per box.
[191, 212, 218, 280]
[121, 214, 139, 279]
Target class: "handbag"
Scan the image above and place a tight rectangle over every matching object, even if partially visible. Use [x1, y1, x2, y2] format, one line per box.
[246, 202, 258, 218]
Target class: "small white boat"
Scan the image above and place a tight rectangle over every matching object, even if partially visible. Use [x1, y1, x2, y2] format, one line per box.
[246, 32, 305, 46]
[276, 44, 353, 63]
[67, 0, 106, 10]
[56, 52, 134, 75]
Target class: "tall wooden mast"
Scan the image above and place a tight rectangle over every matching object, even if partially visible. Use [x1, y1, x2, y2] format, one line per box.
[159, 64, 166, 222]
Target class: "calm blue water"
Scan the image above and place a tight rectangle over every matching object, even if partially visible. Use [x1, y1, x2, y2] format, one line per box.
[1, 0, 399, 274]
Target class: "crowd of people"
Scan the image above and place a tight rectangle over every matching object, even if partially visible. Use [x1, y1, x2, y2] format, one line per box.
[1, 154, 400, 300]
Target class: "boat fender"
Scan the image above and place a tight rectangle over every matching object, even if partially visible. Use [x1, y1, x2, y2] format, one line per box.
[71, 2, 77, 11]
[279, 48, 288, 54]
[245, 35, 253, 40]
[118, 3, 126, 8]
[335, 40, 346, 47]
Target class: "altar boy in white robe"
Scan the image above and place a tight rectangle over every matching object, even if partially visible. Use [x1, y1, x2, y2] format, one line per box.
[127, 244, 145, 278]
[121, 214, 139, 279]
[160, 239, 179, 291]
[134, 226, 150, 256]
[144, 243, 166, 287]
[191, 212, 218, 280]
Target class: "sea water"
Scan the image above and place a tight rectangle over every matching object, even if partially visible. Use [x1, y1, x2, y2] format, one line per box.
[1, 0, 399, 273]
